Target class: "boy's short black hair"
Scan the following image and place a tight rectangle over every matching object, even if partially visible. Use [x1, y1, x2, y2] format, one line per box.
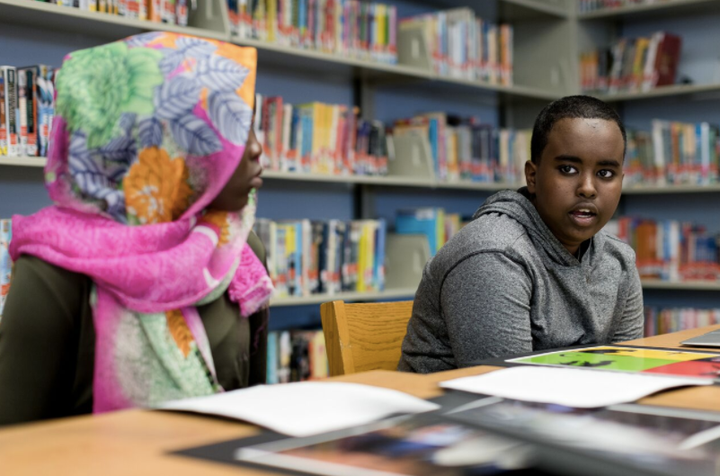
[531, 95, 626, 164]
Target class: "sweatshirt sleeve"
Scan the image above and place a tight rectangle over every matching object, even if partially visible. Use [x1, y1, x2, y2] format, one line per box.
[0, 256, 87, 426]
[441, 251, 533, 367]
[611, 266, 645, 342]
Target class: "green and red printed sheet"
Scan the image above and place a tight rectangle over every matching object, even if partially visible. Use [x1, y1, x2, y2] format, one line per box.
[507, 346, 720, 380]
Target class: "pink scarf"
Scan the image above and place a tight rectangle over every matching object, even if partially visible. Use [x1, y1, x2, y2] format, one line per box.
[10, 32, 273, 412]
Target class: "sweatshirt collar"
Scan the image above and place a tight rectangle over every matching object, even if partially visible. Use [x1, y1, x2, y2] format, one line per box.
[474, 187, 604, 268]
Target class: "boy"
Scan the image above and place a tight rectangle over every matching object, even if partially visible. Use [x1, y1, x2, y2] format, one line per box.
[398, 96, 644, 373]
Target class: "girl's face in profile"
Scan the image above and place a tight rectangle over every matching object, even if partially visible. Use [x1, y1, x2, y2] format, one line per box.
[209, 116, 263, 212]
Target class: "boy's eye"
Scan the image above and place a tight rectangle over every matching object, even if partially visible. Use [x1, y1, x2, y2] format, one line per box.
[597, 169, 614, 178]
[559, 165, 577, 174]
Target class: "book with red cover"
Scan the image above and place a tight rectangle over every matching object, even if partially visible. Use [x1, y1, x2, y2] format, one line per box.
[653, 32, 682, 88]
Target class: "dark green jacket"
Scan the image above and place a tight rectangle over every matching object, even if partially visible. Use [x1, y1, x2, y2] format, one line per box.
[0, 232, 268, 427]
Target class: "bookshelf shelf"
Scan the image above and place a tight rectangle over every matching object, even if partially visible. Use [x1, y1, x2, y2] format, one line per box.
[501, 0, 570, 19]
[233, 36, 431, 80]
[263, 170, 433, 187]
[6, 161, 720, 195]
[263, 170, 516, 191]
[234, 37, 559, 101]
[0, 157, 46, 168]
[271, 281, 720, 303]
[269, 287, 416, 307]
[0, 0, 227, 40]
[435, 76, 560, 101]
[595, 83, 720, 102]
[577, 0, 719, 20]
[641, 279, 720, 291]
[434, 181, 515, 191]
[623, 183, 720, 194]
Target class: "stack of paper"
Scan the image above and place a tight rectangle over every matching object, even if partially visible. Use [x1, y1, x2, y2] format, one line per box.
[440, 366, 711, 408]
[161, 381, 439, 437]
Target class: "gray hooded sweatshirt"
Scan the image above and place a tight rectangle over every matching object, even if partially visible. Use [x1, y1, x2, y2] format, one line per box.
[398, 188, 644, 373]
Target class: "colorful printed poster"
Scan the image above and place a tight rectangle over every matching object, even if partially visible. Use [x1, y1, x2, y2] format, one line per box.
[508, 346, 720, 380]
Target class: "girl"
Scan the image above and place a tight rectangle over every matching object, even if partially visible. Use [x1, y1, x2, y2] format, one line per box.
[0, 32, 274, 425]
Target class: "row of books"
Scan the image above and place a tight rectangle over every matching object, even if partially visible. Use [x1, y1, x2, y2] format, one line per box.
[580, 31, 681, 94]
[254, 218, 386, 298]
[395, 208, 466, 257]
[625, 121, 720, 187]
[254, 94, 387, 176]
[606, 217, 720, 282]
[229, 0, 398, 64]
[644, 307, 720, 337]
[400, 8, 513, 85]
[0, 65, 55, 158]
[0, 219, 11, 320]
[266, 329, 328, 384]
[32, 0, 192, 26]
[393, 113, 531, 184]
[578, 0, 671, 13]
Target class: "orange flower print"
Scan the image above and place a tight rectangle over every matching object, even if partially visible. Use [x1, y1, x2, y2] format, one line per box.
[166, 309, 193, 358]
[124, 147, 193, 224]
[201, 210, 231, 247]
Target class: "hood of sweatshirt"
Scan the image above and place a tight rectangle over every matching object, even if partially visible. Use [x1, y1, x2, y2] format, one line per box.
[472, 187, 605, 268]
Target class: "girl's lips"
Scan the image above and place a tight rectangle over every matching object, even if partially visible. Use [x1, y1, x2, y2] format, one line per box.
[250, 176, 263, 189]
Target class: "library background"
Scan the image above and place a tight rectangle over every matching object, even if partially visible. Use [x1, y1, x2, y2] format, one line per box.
[1, 0, 720, 382]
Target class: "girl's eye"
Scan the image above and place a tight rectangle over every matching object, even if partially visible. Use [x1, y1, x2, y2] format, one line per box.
[559, 165, 577, 174]
[598, 169, 614, 178]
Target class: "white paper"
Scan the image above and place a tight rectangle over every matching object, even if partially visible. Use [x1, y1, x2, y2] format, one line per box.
[161, 381, 439, 437]
[440, 366, 712, 408]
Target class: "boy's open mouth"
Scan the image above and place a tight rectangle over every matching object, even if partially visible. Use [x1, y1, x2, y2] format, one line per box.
[571, 209, 596, 218]
[569, 206, 598, 225]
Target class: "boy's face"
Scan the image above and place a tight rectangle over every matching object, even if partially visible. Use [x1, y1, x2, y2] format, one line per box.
[525, 117, 624, 256]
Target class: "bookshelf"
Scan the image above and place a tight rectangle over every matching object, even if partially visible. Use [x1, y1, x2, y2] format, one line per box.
[501, 0, 570, 19]
[10, 157, 720, 194]
[235, 36, 559, 101]
[2, 0, 720, 326]
[0, 157, 46, 168]
[0, 0, 228, 40]
[5, 157, 720, 194]
[641, 280, 720, 291]
[270, 288, 416, 307]
[579, 1, 720, 326]
[577, 0, 720, 19]
[622, 184, 720, 194]
[596, 83, 720, 102]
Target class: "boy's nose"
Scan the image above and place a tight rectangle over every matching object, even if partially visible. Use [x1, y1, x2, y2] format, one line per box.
[577, 174, 598, 198]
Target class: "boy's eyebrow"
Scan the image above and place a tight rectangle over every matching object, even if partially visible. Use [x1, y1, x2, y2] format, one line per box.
[553, 155, 582, 164]
[554, 155, 622, 167]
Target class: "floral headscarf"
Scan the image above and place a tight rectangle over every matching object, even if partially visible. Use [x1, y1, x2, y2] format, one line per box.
[10, 32, 274, 412]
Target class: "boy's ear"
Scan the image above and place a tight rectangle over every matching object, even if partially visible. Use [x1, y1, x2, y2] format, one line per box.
[525, 160, 538, 194]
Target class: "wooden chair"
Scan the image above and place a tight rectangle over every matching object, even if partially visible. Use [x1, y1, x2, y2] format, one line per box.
[320, 300, 414, 376]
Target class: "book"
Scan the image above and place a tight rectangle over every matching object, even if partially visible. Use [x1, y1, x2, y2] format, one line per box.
[0, 66, 19, 157]
[395, 208, 441, 256]
[582, 31, 682, 94]
[0, 219, 11, 319]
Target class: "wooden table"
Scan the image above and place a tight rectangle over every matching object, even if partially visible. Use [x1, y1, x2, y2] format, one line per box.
[3, 325, 720, 475]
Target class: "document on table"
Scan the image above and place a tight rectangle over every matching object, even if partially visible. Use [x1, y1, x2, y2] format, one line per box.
[161, 381, 440, 437]
[440, 366, 712, 408]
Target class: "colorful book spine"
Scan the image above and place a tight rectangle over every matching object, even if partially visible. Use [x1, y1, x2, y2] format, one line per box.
[0, 219, 12, 320]
[0, 72, 6, 156]
[266, 331, 279, 384]
[0, 66, 19, 157]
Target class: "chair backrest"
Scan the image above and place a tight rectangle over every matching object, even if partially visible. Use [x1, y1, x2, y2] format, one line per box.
[320, 300, 414, 376]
